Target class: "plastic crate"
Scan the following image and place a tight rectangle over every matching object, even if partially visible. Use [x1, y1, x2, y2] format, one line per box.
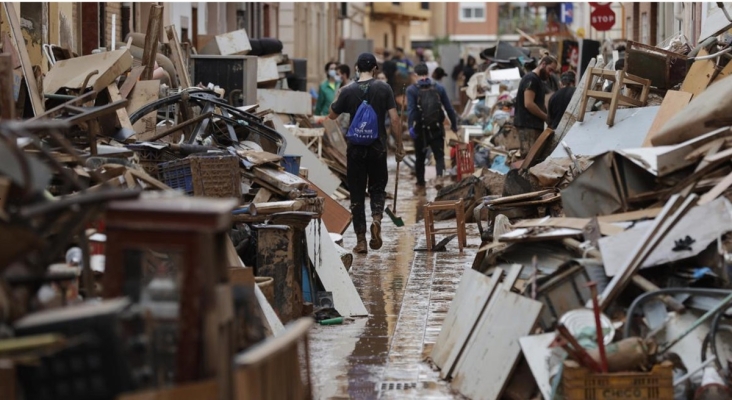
[158, 153, 242, 198]
[562, 361, 674, 400]
[127, 144, 178, 178]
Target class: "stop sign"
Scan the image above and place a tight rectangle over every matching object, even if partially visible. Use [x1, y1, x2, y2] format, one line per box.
[591, 6, 616, 31]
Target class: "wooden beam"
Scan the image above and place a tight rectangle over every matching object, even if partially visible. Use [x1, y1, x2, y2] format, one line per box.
[0, 54, 14, 120]
[165, 25, 192, 88]
[141, 5, 164, 81]
[107, 84, 134, 132]
[2, 3, 44, 116]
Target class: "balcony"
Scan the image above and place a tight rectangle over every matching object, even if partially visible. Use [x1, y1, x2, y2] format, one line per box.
[371, 2, 431, 21]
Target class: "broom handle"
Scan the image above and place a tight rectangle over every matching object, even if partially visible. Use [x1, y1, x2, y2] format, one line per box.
[393, 161, 399, 210]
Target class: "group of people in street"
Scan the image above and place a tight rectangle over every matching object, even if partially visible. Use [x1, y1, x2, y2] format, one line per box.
[315, 46, 574, 254]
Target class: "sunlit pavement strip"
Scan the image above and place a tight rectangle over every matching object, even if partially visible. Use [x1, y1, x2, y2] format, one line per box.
[309, 158, 480, 400]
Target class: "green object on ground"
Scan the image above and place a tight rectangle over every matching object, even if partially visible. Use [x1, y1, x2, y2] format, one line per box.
[319, 317, 344, 325]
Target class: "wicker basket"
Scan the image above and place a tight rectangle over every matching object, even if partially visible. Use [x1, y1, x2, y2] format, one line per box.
[127, 144, 178, 178]
[159, 153, 242, 199]
[562, 361, 674, 400]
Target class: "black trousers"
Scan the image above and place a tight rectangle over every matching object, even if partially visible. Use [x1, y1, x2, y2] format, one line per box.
[414, 126, 445, 186]
[347, 144, 388, 235]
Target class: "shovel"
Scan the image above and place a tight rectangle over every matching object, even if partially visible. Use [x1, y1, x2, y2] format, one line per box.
[385, 160, 405, 227]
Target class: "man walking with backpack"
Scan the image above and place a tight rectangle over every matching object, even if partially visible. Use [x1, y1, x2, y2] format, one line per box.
[329, 53, 405, 254]
[407, 63, 459, 195]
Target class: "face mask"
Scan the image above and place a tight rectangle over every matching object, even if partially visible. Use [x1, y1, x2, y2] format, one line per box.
[328, 70, 337, 78]
[335, 75, 342, 83]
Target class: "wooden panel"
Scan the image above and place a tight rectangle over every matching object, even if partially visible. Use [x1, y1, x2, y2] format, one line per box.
[2, 3, 44, 116]
[165, 25, 192, 88]
[431, 269, 502, 377]
[305, 219, 368, 317]
[107, 84, 134, 132]
[303, 177, 351, 235]
[642, 90, 693, 147]
[126, 80, 160, 140]
[680, 49, 716, 97]
[519, 333, 556, 400]
[451, 289, 543, 400]
[257, 55, 280, 83]
[258, 89, 312, 116]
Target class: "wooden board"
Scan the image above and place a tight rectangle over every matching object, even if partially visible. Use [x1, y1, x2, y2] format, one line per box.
[2, 3, 44, 116]
[107, 84, 134, 132]
[303, 177, 351, 235]
[0, 54, 14, 120]
[521, 128, 554, 169]
[126, 80, 160, 140]
[513, 217, 624, 236]
[164, 25, 192, 88]
[680, 49, 716, 97]
[451, 289, 543, 400]
[432, 269, 502, 378]
[258, 89, 312, 116]
[642, 90, 693, 147]
[519, 333, 557, 400]
[257, 55, 281, 83]
[119, 66, 145, 99]
[699, 170, 732, 205]
[306, 218, 368, 317]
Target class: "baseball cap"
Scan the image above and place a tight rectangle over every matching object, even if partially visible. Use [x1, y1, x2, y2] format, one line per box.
[356, 53, 378, 72]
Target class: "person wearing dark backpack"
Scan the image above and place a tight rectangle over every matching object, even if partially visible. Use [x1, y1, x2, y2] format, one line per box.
[407, 63, 459, 195]
[329, 53, 405, 254]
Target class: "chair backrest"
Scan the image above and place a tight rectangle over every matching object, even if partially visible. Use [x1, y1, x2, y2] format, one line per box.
[456, 142, 475, 181]
[234, 318, 313, 400]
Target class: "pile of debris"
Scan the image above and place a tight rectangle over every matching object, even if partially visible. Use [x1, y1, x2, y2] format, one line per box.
[0, 3, 362, 399]
[427, 32, 732, 400]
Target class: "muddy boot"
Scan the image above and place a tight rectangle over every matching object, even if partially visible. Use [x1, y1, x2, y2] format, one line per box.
[370, 216, 383, 250]
[353, 233, 368, 254]
[413, 184, 427, 196]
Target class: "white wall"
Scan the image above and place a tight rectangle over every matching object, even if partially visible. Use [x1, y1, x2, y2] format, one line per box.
[168, 2, 192, 40]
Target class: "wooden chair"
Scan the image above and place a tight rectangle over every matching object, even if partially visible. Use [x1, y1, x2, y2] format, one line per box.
[576, 68, 651, 127]
[455, 141, 475, 181]
[423, 199, 467, 252]
[235, 318, 313, 400]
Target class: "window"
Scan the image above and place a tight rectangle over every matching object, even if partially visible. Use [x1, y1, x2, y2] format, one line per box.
[421, 2, 429, 10]
[641, 12, 649, 44]
[459, 3, 486, 22]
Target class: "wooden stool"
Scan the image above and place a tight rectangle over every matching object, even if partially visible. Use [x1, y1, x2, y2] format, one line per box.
[423, 199, 467, 252]
[577, 68, 651, 127]
[455, 142, 475, 181]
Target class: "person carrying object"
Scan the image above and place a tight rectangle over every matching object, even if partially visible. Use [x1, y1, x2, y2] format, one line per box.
[329, 53, 405, 254]
[407, 63, 459, 195]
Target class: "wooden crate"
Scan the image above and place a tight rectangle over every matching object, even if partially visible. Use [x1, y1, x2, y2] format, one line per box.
[563, 361, 674, 400]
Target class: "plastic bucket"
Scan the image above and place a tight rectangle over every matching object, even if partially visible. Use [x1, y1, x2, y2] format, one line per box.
[281, 155, 302, 175]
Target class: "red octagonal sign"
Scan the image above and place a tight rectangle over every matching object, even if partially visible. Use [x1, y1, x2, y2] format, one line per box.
[591, 7, 616, 31]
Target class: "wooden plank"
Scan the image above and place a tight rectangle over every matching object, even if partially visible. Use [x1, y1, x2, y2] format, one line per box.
[502, 263, 523, 291]
[699, 171, 732, 205]
[680, 49, 716, 97]
[432, 269, 503, 377]
[306, 218, 368, 317]
[519, 333, 556, 400]
[126, 80, 160, 141]
[451, 289, 543, 400]
[107, 84, 134, 132]
[141, 5, 164, 81]
[2, 3, 44, 116]
[513, 217, 624, 236]
[252, 188, 272, 204]
[520, 128, 554, 169]
[303, 177, 351, 235]
[119, 66, 145, 99]
[599, 194, 697, 310]
[0, 54, 14, 119]
[642, 90, 693, 147]
[165, 25, 192, 88]
[596, 207, 662, 223]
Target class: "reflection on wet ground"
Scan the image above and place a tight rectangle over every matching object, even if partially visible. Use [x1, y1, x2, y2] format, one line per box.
[309, 160, 480, 399]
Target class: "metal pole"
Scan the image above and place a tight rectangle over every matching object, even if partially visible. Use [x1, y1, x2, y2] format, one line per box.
[659, 291, 732, 354]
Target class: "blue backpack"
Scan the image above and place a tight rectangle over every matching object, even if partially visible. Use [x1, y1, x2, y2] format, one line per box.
[346, 84, 380, 146]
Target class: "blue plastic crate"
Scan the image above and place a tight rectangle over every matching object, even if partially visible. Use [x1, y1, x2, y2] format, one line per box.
[158, 159, 194, 194]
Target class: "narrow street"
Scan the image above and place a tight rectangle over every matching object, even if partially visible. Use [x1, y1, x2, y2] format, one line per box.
[310, 158, 480, 400]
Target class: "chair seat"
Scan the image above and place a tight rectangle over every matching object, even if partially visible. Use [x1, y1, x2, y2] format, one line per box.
[423, 199, 467, 252]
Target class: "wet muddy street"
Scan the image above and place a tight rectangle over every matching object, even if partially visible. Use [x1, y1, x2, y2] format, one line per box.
[309, 159, 480, 400]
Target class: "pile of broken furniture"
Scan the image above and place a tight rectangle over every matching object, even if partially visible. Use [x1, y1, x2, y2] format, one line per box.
[0, 3, 363, 400]
[428, 35, 732, 399]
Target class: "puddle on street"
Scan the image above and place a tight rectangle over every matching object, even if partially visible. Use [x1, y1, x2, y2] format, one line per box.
[310, 160, 469, 400]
